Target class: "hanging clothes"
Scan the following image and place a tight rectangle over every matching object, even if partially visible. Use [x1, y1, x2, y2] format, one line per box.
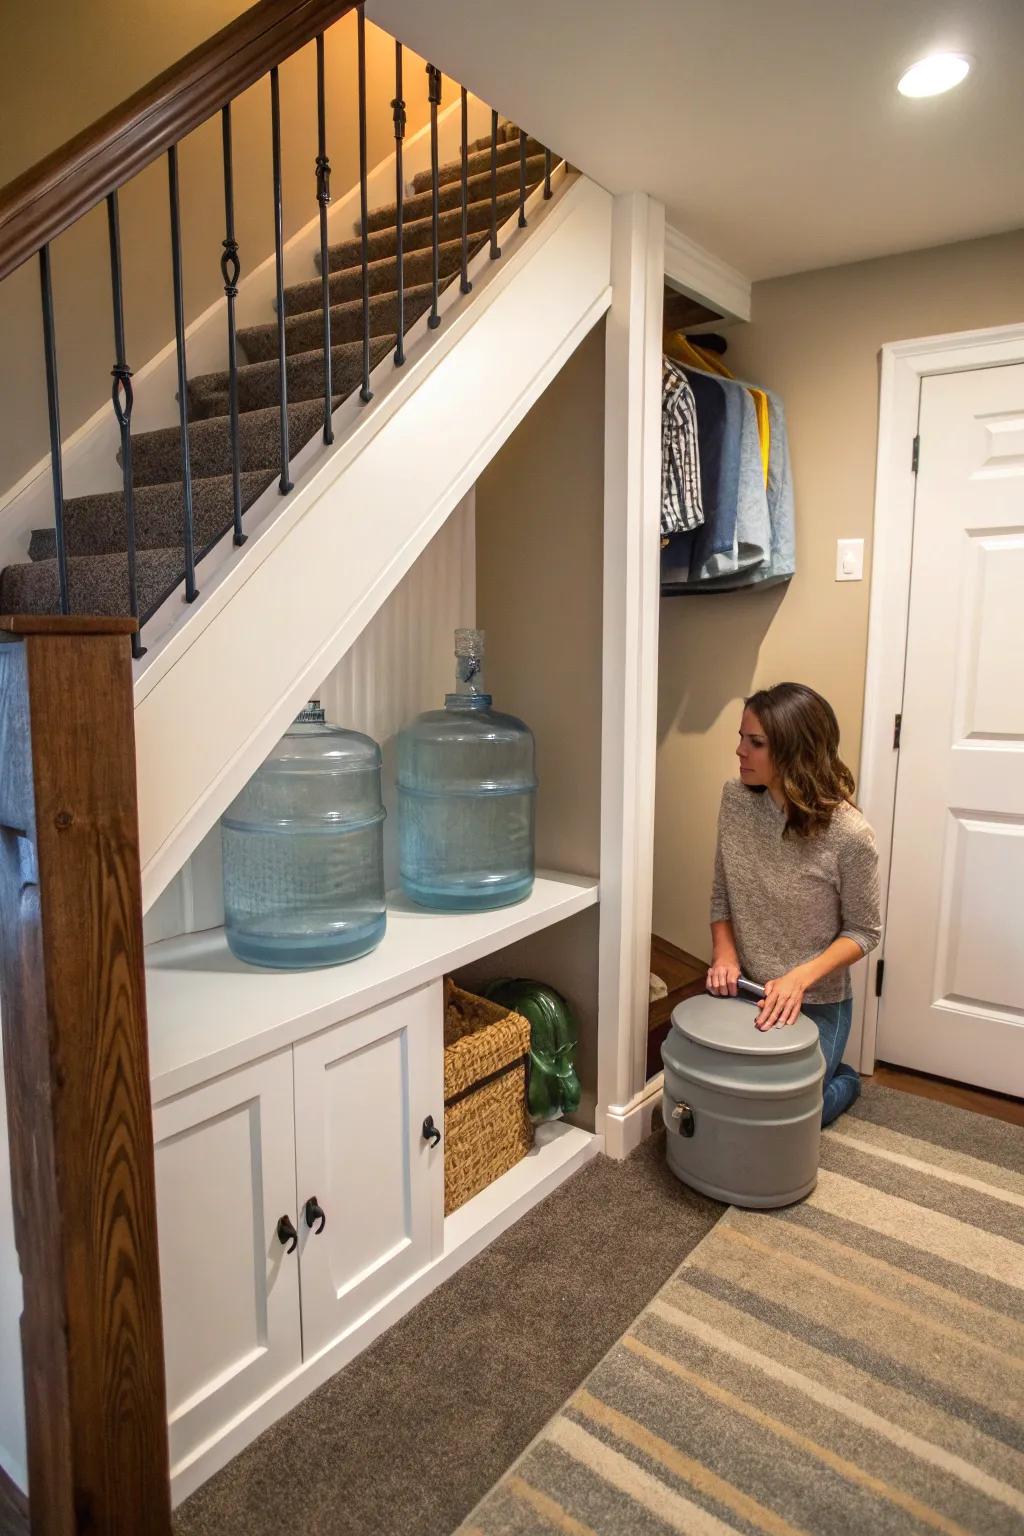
[661, 367, 795, 595]
[661, 360, 704, 536]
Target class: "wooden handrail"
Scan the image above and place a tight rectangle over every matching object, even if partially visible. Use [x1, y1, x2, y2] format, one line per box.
[0, 0, 357, 285]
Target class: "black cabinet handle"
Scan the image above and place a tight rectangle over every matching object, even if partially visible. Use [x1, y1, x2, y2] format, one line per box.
[276, 1214, 299, 1253]
[422, 1114, 441, 1149]
[304, 1196, 326, 1234]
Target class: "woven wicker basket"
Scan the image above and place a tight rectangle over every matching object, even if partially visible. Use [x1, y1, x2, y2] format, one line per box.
[443, 978, 534, 1215]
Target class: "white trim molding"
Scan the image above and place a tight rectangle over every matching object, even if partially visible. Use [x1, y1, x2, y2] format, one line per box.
[601, 1076, 665, 1161]
[664, 225, 751, 324]
[597, 191, 665, 1147]
[858, 320, 1024, 1073]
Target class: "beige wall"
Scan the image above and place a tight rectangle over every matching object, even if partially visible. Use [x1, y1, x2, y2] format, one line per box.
[0, 2, 429, 492]
[654, 228, 1024, 960]
[473, 320, 605, 1125]
[476, 320, 605, 880]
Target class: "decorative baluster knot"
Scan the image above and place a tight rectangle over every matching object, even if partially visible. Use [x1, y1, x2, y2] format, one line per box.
[111, 362, 134, 429]
[315, 154, 331, 206]
[220, 238, 241, 298]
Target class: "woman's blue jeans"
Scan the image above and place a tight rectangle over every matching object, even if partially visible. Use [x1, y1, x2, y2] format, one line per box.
[802, 998, 860, 1126]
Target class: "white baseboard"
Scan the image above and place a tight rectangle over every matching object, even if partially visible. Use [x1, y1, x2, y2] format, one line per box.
[600, 1074, 664, 1160]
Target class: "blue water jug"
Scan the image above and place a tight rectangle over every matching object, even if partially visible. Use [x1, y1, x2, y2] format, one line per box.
[221, 701, 386, 968]
[398, 629, 536, 911]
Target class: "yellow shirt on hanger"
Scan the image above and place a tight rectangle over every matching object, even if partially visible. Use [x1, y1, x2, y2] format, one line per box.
[665, 330, 771, 485]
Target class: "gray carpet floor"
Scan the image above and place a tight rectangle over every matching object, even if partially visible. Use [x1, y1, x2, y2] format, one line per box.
[173, 1128, 722, 1536]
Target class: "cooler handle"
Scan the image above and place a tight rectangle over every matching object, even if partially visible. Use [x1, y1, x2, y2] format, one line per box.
[736, 976, 766, 1001]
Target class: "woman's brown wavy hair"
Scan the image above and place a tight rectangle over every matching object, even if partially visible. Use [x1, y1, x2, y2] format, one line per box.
[744, 682, 856, 837]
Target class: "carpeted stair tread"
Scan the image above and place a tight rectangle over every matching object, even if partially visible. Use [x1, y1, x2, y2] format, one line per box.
[282, 236, 483, 318]
[27, 471, 276, 562]
[188, 335, 395, 420]
[411, 135, 544, 194]
[1, 123, 563, 625]
[364, 153, 546, 233]
[129, 397, 335, 487]
[322, 186, 536, 273]
[0, 545, 190, 620]
[239, 284, 436, 364]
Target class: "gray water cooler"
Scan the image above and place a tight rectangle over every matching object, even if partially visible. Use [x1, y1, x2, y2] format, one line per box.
[661, 981, 825, 1208]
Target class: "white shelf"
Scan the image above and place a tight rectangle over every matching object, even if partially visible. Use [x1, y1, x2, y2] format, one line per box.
[145, 870, 599, 1102]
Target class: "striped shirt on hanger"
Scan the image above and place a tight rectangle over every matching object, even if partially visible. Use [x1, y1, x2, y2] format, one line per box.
[662, 359, 704, 536]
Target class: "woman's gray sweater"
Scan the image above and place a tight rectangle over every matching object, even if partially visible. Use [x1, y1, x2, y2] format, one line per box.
[710, 778, 882, 1003]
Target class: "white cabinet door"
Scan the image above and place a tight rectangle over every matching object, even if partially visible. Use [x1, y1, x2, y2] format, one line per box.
[153, 1051, 302, 1474]
[294, 981, 444, 1359]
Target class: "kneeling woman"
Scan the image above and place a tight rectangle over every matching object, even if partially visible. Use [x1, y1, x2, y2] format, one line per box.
[707, 683, 881, 1126]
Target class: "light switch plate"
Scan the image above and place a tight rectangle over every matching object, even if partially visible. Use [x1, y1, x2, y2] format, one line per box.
[836, 538, 864, 581]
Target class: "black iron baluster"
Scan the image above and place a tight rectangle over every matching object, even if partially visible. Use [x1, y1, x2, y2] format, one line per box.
[106, 192, 144, 655]
[489, 109, 501, 260]
[518, 125, 528, 228]
[357, 6, 372, 402]
[221, 105, 246, 542]
[167, 146, 198, 602]
[427, 63, 442, 328]
[459, 86, 471, 294]
[37, 245, 70, 616]
[270, 67, 292, 492]
[392, 41, 406, 365]
[544, 147, 553, 199]
[315, 33, 334, 442]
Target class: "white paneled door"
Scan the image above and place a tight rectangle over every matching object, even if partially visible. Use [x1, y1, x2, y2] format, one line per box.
[293, 982, 444, 1360]
[153, 1052, 302, 1473]
[879, 363, 1024, 1094]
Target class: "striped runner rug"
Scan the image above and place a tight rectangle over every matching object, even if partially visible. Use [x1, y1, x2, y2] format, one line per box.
[456, 1083, 1024, 1535]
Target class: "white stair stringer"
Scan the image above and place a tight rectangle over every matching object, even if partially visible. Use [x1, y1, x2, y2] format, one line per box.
[134, 173, 613, 911]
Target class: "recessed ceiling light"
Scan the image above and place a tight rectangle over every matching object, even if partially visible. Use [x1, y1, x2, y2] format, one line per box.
[897, 53, 971, 98]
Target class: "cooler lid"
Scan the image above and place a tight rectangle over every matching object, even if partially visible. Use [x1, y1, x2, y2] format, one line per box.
[670, 992, 819, 1056]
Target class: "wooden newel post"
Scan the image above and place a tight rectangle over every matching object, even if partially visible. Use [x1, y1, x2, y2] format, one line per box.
[0, 618, 171, 1536]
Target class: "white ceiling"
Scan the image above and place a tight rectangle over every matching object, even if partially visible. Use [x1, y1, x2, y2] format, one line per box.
[367, 0, 1024, 281]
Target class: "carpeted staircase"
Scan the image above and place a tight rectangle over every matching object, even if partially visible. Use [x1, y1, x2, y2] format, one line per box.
[0, 129, 549, 626]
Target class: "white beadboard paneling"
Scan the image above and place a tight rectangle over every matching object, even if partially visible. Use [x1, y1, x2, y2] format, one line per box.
[145, 495, 475, 942]
[322, 492, 475, 889]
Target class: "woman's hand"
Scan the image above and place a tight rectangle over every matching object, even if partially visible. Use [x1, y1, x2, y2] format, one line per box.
[707, 956, 741, 997]
[755, 966, 812, 1029]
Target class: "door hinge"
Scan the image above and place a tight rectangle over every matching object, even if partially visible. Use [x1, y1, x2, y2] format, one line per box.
[911, 434, 920, 473]
[875, 959, 885, 997]
[893, 712, 902, 749]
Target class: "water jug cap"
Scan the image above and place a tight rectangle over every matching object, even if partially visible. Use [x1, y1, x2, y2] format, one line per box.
[295, 699, 326, 724]
[454, 628, 485, 658]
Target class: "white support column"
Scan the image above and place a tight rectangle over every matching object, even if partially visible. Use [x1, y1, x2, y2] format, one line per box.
[597, 192, 665, 1159]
